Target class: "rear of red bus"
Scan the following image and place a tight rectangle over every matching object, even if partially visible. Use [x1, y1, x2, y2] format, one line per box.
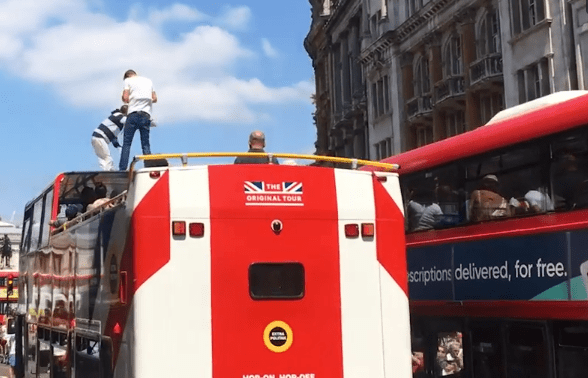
[116, 164, 411, 378]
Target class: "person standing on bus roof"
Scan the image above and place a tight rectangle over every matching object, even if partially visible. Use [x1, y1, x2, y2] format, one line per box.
[119, 69, 157, 170]
[234, 130, 279, 164]
[91, 105, 127, 171]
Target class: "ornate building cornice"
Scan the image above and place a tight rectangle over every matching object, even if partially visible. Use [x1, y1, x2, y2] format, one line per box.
[395, 0, 456, 41]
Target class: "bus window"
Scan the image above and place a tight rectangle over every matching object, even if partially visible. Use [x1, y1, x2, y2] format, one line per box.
[465, 144, 546, 222]
[39, 189, 54, 247]
[505, 324, 550, 378]
[75, 335, 100, 378]
[248, 263, 304, 299]
[21, 208, 33, 254]
[411, 326, 426, 377]
[31, 200, 44, 251]
[436, 331, 464, 377]
[470, 323, 502, 378]
[402, 164, 464, 232]
[554, 321, 588, 378]
[550, 129, 588, 211]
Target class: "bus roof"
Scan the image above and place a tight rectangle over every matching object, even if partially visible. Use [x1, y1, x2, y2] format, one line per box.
[382, 91, 588, 174]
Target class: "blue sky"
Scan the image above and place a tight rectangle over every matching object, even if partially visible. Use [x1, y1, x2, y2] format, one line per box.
[0, 0, 316, 225]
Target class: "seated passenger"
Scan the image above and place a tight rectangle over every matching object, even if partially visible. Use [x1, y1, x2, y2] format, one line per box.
[87, 183, 110, 211]
[552, 153, 587, 210]
[80, 186, 97, 213]
[49, 205, 82, 228]
[416, 202, 443, 231]
[524, 188, 554, 213]
[234, 131, 279, 165]
[405, 188, 425, 231]
[469, 175, 511, 222]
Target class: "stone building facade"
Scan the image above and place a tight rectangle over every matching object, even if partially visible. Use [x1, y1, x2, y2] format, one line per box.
[306, 0, 588, 159]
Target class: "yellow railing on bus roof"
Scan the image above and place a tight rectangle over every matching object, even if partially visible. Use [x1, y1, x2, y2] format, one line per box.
[129, 152, 400, 172]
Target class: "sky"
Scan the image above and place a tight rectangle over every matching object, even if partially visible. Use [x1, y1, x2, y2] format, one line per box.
[0, 0, 316, 225]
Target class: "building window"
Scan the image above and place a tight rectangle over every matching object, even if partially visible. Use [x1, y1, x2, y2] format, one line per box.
[445, 35, 463, 77]
[372, 75, 391, 118]
[480, 93, 504, 124]
[371, 10, 381, 37]
[477, 10, 501, 58]
[406, 0, 423, 17]
[446, 110, 466, 137]
[511, 0, 545, 35]
[416, 126, 433, 147]
[490, 11, 501, 53]
[517, 58, 550, 103]
[415, 56, 430, 96]
[375, 138, 393, 160]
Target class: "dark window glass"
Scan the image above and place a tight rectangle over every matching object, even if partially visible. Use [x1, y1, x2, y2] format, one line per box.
[506, 324, 549, 378]
[555, 322, 588, 378]
[550, 128, 588, 210]
[249, 263, 305, 299]
[471, 324, 502, 378]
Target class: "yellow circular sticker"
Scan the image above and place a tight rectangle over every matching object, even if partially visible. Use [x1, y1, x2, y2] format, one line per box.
[263, 321, 293, 353]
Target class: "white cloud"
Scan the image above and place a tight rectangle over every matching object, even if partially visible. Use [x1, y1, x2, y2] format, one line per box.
[0, 1, 310, 124]
[148, 3, 207, 26]
[215, 5, 252, 31]
[261, 38, 278, 58]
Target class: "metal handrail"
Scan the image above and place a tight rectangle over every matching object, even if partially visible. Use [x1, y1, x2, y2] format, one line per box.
[129, 152, 400, 172]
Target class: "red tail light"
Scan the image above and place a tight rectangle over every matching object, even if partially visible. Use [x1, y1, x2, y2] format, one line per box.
[113, 322, 122, 336]
[361, 223, 375, 237]
[172, 221, 186, 236]
[149, 171, 161, 179]
[189, 222, 205, 237]
[345, 224, 359, 238]
[119, 271, 127, 304]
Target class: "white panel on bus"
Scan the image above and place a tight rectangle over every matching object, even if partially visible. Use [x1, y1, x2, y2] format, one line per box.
[379, 265, 412, 378]
[126, 170, 163, 214]
[134, 167, 213, 378]
[335, 169, 386, 378]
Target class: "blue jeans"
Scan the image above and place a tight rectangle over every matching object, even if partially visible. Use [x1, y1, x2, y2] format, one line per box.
[119, 111, 151, 170]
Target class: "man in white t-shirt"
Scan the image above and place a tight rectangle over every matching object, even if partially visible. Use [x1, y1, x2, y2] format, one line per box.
[119, 69, 158, 170]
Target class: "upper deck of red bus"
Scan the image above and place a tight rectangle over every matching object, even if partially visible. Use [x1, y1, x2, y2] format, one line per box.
[378, 91, 588, 174]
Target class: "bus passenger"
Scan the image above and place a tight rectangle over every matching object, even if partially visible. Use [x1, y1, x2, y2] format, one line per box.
[234, 131, 279, 164]
[87, 183, 110, 211]
[91, 106, 127, 171]
[524, 188, 554, 213]
[80, 186, 97, 213]
[119, 69, 158, 171]
[416, 202, 443, 230]
[552, 153, 586, 210]
[469, 175, 511, 222]
[49, 205, 82, 228]
[405, 188, 424, 231]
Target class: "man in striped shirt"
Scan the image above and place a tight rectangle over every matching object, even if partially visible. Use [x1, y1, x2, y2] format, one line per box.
[91, 105, 127, 171]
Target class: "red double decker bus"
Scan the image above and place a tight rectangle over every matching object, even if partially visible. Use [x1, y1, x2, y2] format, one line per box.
[0, 271, 18, 319]
[378, 91, 588, 378]
[16, 153, 411, 378]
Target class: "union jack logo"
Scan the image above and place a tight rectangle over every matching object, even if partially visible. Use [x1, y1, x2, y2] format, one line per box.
[283, 182, 303, 193]
[244, 181, 264, 192]
[243, 181, 303, 193]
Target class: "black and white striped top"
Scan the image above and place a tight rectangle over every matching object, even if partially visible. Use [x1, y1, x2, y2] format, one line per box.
[92, 109, 126, 144]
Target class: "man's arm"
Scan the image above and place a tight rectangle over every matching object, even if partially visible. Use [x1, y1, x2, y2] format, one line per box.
[122, 89, 130, 103]
[152, 91, 157, 103]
